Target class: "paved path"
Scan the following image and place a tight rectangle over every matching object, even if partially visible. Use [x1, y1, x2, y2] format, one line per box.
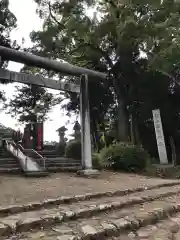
[0, 171, 178, 206]
[0, 178, 179, 239]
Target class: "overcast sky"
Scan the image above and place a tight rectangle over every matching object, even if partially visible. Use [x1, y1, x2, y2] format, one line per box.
[0, 0, 76, 142]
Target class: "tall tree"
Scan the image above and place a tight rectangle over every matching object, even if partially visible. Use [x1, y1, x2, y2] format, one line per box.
[0, 0, 18, 101]
[27, 0, 116, 141]
[0, 0, 17, 50]
[28, 0, 180, 146]
[6, 84, 53, 123]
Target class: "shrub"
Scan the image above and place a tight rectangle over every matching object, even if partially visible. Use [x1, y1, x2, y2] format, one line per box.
[92, 152, 102, 170]
[65, 140, 81, 160]
[65, 139, 103, 169]
[99, 142, 149, 172]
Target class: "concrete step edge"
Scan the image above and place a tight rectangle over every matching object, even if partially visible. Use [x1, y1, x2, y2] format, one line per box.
[1, 188, 180, 236]
[59, 202, 180, 240]
[0, 181, 179, 218]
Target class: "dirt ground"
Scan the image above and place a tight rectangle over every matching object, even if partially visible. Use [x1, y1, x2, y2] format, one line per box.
[0, 171, 178, 207]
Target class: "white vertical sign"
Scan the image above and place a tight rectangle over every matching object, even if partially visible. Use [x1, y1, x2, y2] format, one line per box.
[152, 109, 168, 164]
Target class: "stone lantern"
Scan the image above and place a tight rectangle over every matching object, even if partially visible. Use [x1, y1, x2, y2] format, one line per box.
[56, 126, 67, 144]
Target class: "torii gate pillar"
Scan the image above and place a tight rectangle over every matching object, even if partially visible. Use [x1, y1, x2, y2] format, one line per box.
[78, 74, 99, 177]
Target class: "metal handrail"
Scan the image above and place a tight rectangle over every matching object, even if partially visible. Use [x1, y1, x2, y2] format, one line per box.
[31, 149, 46, 170]
[4, 139, 29, 171]
[18, 144, 24, 151]
[4, 140, 46, 171]
[18, 144, 46, 170]
[18, 144, 28, 170]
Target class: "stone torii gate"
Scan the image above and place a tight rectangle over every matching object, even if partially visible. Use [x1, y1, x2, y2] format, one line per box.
[0, 46, 107, 176]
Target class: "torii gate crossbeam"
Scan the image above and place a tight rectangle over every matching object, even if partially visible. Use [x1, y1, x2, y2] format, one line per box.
[0, 46, 106, 80]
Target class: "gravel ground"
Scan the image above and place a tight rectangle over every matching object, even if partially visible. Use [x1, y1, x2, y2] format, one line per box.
[0, 171, 178, 206]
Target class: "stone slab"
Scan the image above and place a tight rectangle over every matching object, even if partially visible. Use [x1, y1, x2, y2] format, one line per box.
[77, 169, 100, 178]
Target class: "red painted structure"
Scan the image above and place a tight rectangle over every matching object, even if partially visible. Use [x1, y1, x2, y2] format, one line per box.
[23, 122, 43, 150]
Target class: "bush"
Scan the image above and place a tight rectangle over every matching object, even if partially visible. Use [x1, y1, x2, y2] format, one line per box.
[65, 139, 103, 169]
[92, 153, 102, 170]
[65, 140, 81, 160]
[99, 142, 149, 172]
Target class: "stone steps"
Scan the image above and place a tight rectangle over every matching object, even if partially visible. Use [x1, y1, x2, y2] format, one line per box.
[11, 194, 180, 240]
[45, 158, 81, 163]
[37, 151, 60, 159]
[0, 158, 20, 163]
[0, 161, 19, 168]
[0, 181, 177, 217]
[111, 212, 180, 240]
[0, 149, 21, 172]
[0, 154, 15, 158]
[0, 168, 21, 174]
[0, 154, 17, 159]
[1, 182, 180, 239]
[36, 151, 82, 171]
[0, 164, 20, 171]
[46, 163, 81, 167]
[0, 148, 81, 173]
[24, 171, 49, 177]
[47, 166, 82, 172]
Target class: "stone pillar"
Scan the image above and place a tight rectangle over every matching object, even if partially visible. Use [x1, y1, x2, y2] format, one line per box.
[152, 109, 168, 164]
[78, 74, 99, 177]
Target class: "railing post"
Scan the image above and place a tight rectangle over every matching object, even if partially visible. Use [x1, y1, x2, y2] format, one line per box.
[78, 74, 99, 177]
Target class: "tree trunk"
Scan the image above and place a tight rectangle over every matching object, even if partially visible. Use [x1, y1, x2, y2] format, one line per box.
[130, 113, 141, 145]
[117, 100, 129, 142]
[112, 74, 130, 142]
[134, 120, 141, 146]
[130, 113, 135, 144]
[169, 136, 177, 166]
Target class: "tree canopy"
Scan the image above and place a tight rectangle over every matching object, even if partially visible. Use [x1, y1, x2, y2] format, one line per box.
[0, 0, 17, 50]
[6, 84, 53, 123]
[0, 0, 18, 101]
[5, 0, 180, 159]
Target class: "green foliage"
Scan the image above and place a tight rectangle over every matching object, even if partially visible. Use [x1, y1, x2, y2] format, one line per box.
[26, 0, 180, 156]
[100, 142, 149, 172]
[0, 0, 17, 49]
[65, 140, 81, 160]
[5, 85, 53, 123]
[92, 152, 103, 170]
[0, 0, 18, 100]
[30, 0, 116, 139]
[65, 140, 103, 168]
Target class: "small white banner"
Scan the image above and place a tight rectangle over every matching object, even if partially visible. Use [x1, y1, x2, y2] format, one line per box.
[152, 109, 168, 164]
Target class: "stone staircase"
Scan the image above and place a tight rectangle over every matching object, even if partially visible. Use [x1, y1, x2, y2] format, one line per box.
[0, 147, 21, 173]
[0, 147, 82, 174]
[37, 150, 82, 171]
[1, 181, 180, 239]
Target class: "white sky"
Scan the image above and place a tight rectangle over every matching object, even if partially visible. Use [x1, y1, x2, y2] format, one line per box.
[0, 0, 77, 142]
